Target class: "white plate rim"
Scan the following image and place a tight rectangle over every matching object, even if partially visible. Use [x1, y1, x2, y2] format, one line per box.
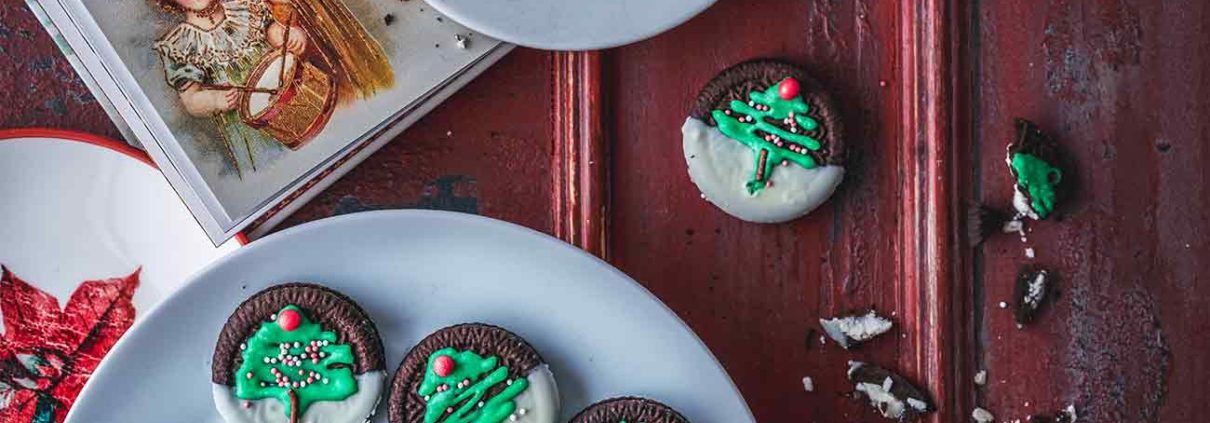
[424, 0, 717, 50]
[66, 209, 756, 423]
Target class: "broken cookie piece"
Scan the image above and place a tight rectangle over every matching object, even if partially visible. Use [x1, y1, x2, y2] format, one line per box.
[1013, 268, 1053, 326]
[847, 361, 934, 421]
[820, 310, 893, 349]
[1006, 119, 1064, 220]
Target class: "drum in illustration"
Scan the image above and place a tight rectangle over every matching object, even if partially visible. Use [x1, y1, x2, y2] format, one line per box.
[239, 51, 336, 149]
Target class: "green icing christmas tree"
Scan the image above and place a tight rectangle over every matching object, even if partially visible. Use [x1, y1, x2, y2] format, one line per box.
[710, 77, 824, 194]
[234, 305, 358, 423]
[417, 347, 529, 423]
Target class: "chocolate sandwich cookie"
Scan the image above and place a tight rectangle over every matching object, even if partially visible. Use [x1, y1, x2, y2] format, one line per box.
[683, 59, 845, 223]
[1006, 119, 1064, 220]
[212, 283, 386, 423]
[389, 323, 559, 423]
[569, 397, 690, 423]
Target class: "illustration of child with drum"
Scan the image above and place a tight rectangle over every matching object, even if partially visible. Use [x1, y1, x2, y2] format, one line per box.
[151, 0, 394, 178]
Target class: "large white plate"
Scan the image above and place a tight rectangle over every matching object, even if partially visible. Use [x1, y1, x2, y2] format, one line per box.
[425, 0, 716, 50]
[65, 210, 755, 423]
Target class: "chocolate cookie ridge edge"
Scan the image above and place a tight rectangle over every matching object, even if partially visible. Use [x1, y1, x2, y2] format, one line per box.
[569, 396, 691, 423]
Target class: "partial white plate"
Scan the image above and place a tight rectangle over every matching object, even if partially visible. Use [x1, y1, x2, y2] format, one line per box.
[0, 129, 241, 305]
[65, 210, 755, 423]
[425, 0, 715, 50]
[0, 129, 241, 421]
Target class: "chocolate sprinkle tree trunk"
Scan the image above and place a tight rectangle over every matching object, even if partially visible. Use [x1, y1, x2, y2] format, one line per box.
[709, 78, 824, 194]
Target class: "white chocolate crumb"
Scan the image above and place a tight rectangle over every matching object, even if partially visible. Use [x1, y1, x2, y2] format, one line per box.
[802, 376, 814, 392]
[972, 407, 995, 423]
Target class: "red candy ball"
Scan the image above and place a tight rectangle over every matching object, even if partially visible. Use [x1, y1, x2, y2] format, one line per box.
[778, 78, 800, 100]
[277, 309, 301, 332]
[433, 355, 455, 377]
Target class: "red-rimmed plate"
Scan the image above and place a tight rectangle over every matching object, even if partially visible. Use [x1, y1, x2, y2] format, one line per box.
[0, 128, 240, 422]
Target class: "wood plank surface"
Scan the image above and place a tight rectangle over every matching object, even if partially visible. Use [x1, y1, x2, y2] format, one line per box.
[963, 1, 1208, 422]
[4, 0, 1209, 422]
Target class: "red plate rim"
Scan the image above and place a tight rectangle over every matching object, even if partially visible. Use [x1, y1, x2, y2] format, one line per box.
[0, 127, 247, 245]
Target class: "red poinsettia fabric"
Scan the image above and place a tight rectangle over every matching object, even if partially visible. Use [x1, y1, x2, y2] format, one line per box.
[0, 266, 139, 423]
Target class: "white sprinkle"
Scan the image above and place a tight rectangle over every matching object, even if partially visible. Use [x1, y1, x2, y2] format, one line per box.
[246, 372, 253, 379]
[293, 342, 301, 348]
[972, 407, 995, 423]
[1025, 247, 1035, 258]
[974, 370, 987, 385]
[509, 414, 517, 421]
[819, 335, 827, 344]
[263, 357, 271, 363]
[999, 301, 1008, 309]
[699, 193, 707, 200]
[270, 314, 277, 320]
[1024, 401, 1030, 407]
[240, 343, 246, 350]
[478, 401, 484, 408]
[506, 379, 513, 386]
[518, 408, 527, 416]
[801, 376, 814, 392]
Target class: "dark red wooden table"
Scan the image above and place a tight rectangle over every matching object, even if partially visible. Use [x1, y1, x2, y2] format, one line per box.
[3, 1, 1207, 422]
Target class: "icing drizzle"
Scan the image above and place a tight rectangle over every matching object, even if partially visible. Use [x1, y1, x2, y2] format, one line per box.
[1010, 152, 1061, 218]
[710, 77, 824, 194]
[234, 305, 359, 421]
[418, 348, 529, 423]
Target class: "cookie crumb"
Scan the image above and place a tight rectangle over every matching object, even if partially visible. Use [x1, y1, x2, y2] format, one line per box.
[455, 34, 468, 49]
[384, 14, 395, 25]
[972, 407, 995, 423]
[974, 370, 987, 385]
[999, 301, 1008, 309]
[1025, 247, 1035, 258]
[820, 310, 894, 349]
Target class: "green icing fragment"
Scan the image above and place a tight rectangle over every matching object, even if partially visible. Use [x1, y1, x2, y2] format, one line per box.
[234, 305, 359, 421]
[419, 348, 529, 423]
[1010, 153, 1062, 218]
[710, 78, 824, 194]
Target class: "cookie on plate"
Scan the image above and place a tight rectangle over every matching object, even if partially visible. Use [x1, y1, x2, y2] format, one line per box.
[211, 283, 386, 423]
[388, 323, 559, 423]
[683, 59, 845, 223]
[569, 397, 690, 423]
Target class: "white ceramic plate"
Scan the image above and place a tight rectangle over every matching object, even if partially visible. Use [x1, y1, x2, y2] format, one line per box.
[65, 210, 755, 423]
[0, 129, 240, 421]
[425, 0, 716, 50]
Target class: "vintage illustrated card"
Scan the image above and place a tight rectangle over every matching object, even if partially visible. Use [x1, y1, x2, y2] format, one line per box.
[30, 0, 510, 243]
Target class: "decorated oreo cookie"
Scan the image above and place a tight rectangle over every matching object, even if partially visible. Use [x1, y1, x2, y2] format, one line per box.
[388, 323, 559, 423]
[569, 397, 690, 423]
[211, 283, 386, 423]
[1006, 119, 1064, 220]
[683, 59, 845, 223]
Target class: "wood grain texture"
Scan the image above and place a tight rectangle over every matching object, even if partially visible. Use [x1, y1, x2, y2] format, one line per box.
[965, 1, 1207, 422]
[551, 51, 607, 255]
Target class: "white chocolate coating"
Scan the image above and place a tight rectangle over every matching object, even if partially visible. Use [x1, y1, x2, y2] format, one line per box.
[682, 117, 843, 223]
[510, 365, 559, 423]
[213, 371, 385, 423]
